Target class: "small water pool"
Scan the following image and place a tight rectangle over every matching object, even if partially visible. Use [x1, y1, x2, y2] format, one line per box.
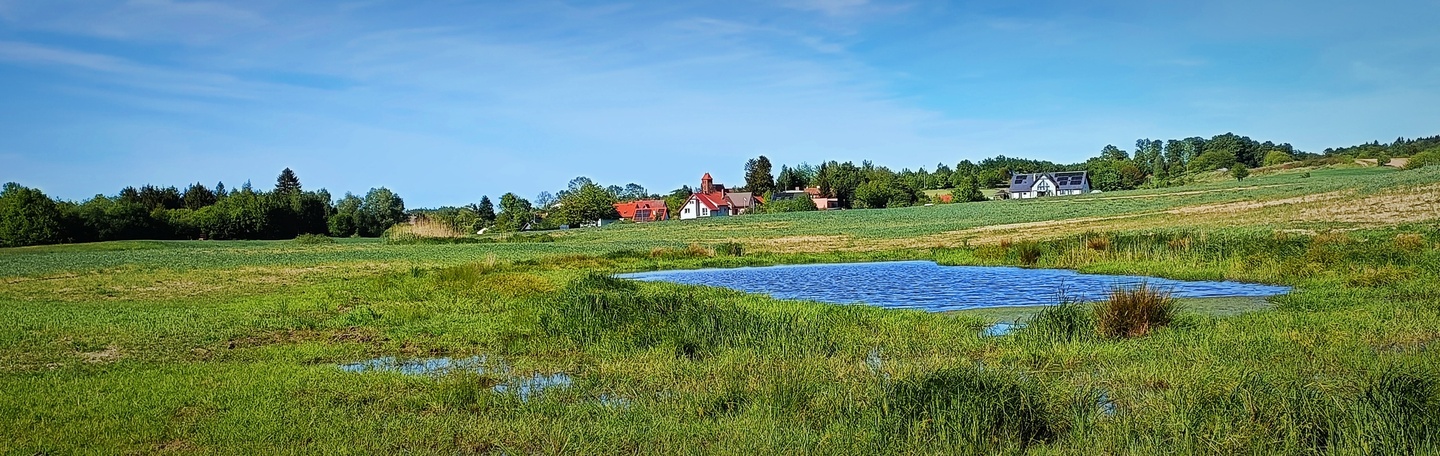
[617, 261, 1290, 312]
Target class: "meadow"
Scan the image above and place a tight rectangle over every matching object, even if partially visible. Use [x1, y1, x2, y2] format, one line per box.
[1, 164, 1438, 454]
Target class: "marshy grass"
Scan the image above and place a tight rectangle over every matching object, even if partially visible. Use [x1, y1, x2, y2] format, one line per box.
[1095, 283, 1176, 338]
[4, 166, 1440, 454]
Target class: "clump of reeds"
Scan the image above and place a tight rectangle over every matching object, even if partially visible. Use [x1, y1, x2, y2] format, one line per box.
[1356, 366, 1440, 449]
[1024, 301, 1094, 343]
[1345, 265, 1413, 287]
[999, 239, 1015, 249]
[1015, 241, 1043, 266]
[1095, 283, 1176, 338]
[1167, 236, 1193, 251]
[1084, 234, 1111, 251]
[713, 242, 744, 257]
[395, 218, 465, 238]
[650, 244, 715, 259]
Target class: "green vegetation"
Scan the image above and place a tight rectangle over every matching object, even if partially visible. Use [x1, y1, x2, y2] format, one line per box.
[2, 165, 1439, 453]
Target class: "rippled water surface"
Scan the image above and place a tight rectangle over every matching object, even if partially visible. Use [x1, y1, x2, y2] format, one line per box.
[618, 261, 1291, 312]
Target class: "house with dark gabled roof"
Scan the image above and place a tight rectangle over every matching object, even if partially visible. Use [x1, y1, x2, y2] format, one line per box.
[1007, 171, 1090, 199]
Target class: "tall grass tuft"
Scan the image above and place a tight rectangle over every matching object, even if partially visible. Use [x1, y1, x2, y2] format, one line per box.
[1356, 366, 1440, 450]
[885, 366, 1059, 449]
[1023, 302, 1094, 343]
[1015, 241, 1043, 266]
[1394, 233, 1427, 252]
[1095, 283, 1176, 338]
[1083, 234, 1111, 251]
[713, 242, 745, 257]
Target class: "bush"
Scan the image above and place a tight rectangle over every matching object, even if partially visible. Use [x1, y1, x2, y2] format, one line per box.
[292, 233, 335, 245]
[1096, 283, 1176, 338]
[1263, 150, 1296, 167]
[1404, 149, 1440, 170]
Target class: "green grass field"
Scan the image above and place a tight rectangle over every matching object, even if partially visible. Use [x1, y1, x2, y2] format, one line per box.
[3, 165, 1439, 454]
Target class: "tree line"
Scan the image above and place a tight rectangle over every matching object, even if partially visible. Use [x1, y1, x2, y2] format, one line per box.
[1, 169, 406, 247]
[7, 131, 1437, 247]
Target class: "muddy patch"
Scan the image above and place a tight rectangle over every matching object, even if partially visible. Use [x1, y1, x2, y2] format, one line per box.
[79, 346, 122, 364]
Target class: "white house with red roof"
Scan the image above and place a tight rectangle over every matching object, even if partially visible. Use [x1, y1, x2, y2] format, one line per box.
[679, 173, 729, 220]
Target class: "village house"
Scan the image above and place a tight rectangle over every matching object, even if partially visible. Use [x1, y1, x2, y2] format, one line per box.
[679, 173, 764, 219]
[772, 186, 839, 210]
[613, 199, 669, 222]
[1007, 171, 1090, 199]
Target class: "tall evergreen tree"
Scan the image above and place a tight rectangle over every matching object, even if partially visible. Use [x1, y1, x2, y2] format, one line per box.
[476, 196, 496, 226]
[275, 168, 302, 194]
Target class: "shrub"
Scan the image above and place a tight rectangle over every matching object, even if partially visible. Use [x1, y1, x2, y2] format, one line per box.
[293, 233, 335, 245]
[1263, 150, 1296, 167]
[1403, 149, 1440, 169]
[1096, 283, 1176, 338]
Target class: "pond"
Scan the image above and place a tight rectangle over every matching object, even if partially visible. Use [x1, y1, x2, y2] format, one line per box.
[617, 261, 1290, 312]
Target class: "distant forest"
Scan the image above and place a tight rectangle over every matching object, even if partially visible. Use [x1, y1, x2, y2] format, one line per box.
[4, 132, 1439, 247]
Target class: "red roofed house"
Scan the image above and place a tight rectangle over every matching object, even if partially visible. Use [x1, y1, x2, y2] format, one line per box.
[679, 173, 763, 220]
[613, 199, 669, 222]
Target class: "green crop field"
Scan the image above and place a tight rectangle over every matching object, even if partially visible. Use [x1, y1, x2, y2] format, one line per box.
[3, 164, 1439, 454]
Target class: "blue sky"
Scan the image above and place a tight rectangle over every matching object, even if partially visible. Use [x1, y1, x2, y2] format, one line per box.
[1, 0, 1437, 207]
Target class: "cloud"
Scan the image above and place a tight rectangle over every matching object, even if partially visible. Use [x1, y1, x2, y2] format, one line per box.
[0, 0, 267, 44]
[779, 0, 909, 17]
[0, 41, 261, 99]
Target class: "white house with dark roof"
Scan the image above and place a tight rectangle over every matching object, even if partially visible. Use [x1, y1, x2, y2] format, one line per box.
[1008, 171, 1090, 199]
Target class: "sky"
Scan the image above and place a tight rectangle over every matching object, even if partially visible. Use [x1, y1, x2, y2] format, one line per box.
[1, 0, 1438, 208]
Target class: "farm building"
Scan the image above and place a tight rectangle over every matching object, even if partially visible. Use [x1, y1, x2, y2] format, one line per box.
[1007, 171, 1090, 199]
[613, 199, 669, 222]
[679, 173, 765, 220]
[772, 187, 839, 210]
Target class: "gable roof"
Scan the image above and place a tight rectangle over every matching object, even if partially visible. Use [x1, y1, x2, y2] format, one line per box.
[727, 192, 759, 209]
[691, 192, 729, 210]
[1008, 171, 1088, 192]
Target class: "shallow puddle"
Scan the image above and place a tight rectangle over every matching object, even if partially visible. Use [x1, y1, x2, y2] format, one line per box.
[339, 356, 579, 401]
[494, 373, 573, 400]
[983, 322, 1023, 337]
[339, 356, 486, 375]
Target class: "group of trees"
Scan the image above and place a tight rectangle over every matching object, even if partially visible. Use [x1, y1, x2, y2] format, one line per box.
[1, 169, 406, 247]
[715, 133, 1315, 212]
[10, 131, 1438, 248]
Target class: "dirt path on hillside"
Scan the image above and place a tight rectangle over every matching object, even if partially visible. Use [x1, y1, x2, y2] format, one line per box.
[1071, 184, 1290, 202]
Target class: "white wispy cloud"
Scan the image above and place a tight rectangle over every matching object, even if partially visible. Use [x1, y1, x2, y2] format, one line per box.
[0, 0, 267, 44]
